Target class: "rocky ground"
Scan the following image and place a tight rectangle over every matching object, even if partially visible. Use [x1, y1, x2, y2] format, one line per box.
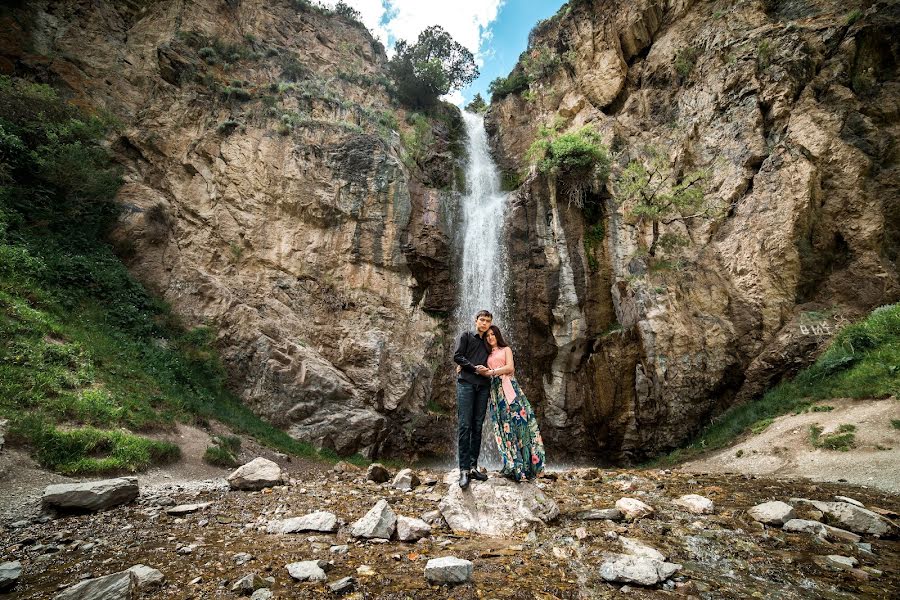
[1, 459, 898, 599]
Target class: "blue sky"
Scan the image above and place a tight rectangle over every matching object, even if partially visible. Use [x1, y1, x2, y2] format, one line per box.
[325, 0, 568, 106]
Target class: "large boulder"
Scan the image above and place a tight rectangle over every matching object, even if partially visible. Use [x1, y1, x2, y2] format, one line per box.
[396, 515, 431, 542]
[54, 570, 137, 600]
[783, 519, 861, 543]
[366, 463, 391, 483]
[350, 499, 397, 539]
[227, 458, 283, 491]
[42, 478, 139, 512]
[424, 557, 473, 585]
[286, 560, 327, 582]
[615, 497, 654, 520]
[599, 554, 682, 586]
[267, 511, 339, 534]
[0, 561, 21, 592]
[747, 501, 796, 525]
[392, 468, 420, 491]
[438, 477, 559, 537]
[791, 499, 898, 537]
[673, 494, 714, 515]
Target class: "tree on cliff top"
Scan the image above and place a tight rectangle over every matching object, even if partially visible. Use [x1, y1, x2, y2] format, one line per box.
[465, 93, 487, 113]
[388, 25, 479, 109]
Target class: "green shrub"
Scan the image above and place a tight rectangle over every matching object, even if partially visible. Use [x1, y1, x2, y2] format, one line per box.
[891, 419, 900, 430]
[217, 120, 241, 135]
[523, 45, 561, 81]
[529, 126, 610, 208]
[809, 423, 856, 451]
[221, 86, 252, 102]
[845, 9, 863, 25]
[489, 71, 529, 102]
[750, 418, 774, 434]
[674, 47, 700, 79]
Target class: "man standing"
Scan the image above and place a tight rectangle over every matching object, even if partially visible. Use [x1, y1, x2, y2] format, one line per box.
[453, 310, 493, 489]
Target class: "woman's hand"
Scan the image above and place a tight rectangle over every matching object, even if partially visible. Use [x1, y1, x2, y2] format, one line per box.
[456, 365, 462, 374]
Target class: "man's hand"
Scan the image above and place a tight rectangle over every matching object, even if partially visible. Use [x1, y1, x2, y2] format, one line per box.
[475, 365, 489, 376]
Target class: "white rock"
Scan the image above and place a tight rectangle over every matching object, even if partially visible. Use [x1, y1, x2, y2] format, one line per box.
[834, 496, 864, 508]
[267, 511, 338, 534]
[615, 498, 655, 520]
[0, 561, 22, 592]
[747, 501, 796, 525]
[673, 494, 714, 515]
[228, 458, 283, 491]
[619, 537, 666, 561]
[438, 477, 559, 537]
[599, 554, 682, 586]
[783, 519, 861, 543]
[424, 557, 473, 585]
[232, 573, 267, 594]
[825, 555, 858, 570]
[286, 560, 327, 582]
[350, 499, 396, 539]
[396, 516, 431, 542]
[250, 590, 273, 600]
[392, 468, 421, 491]
[126, 564, 165, 590]
[806, 501, 896, 536]
[576, 508, 623, 521]
[42, 478, 139, 512]
[54, 570, 137, 600]
[166, 502, 211, 515]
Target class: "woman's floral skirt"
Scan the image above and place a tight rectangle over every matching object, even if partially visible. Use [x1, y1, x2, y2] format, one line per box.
[488, 376, 545, 481]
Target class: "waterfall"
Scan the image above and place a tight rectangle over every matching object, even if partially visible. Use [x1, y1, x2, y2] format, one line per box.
[456, 112, 508, 331]
[455, 111, 509, 470]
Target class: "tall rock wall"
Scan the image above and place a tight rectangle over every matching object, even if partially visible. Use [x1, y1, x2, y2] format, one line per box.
[0, 0, 462, 458]
[487, 0, 899, 461]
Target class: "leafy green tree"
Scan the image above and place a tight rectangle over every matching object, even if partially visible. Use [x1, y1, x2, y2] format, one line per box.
[528, 126, 610, 207]
[388, 25, 479, 109]
[465, 92, 487, 113]
[614, 147, 710, 257]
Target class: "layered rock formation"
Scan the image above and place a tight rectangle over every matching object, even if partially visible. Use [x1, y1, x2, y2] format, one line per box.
[487, 0, 899, 460]
[0, 0, 462, 457]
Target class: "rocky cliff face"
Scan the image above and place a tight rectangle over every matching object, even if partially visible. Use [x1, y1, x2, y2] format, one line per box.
[487, 0, 899, 460]
[0, 0, 463, 458]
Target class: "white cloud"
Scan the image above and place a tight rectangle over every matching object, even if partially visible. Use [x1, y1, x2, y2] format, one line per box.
[326, 0, 503, 62]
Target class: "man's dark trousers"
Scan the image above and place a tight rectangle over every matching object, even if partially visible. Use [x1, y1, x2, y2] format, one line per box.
[457, 381, 489, 471]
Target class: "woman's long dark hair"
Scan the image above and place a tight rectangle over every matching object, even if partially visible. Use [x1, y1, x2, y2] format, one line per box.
[486, 325, 509, 349]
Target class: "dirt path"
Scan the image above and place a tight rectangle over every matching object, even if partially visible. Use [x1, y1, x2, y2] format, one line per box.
[680, 398, 900, 493]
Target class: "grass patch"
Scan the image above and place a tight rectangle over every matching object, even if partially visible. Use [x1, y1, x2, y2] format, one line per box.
[749, 418, 774, 435]
[654, 303, 900, 465]
[809, 423, 857, 451]
[891, 419, 900, 430]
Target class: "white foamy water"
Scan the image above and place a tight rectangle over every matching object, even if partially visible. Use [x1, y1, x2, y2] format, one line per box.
[455, 111, 509, 470]
[455, 111, 508, 330]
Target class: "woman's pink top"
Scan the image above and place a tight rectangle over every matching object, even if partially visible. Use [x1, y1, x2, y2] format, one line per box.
[487, 347, 517, 402]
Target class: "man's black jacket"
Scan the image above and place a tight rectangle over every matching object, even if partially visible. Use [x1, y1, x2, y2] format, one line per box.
[454, 331, 490, 386]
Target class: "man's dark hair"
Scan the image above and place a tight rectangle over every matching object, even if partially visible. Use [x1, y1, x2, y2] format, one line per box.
[487, 325, 509, 348]
[475, 310, 493, 320]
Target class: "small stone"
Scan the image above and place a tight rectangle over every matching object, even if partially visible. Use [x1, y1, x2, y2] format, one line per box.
[228, 458, 284, 491]
[392, 468, 421, 491]
[350, 499, 396, 539]
[747, 501, 796, 525]
[166, 502, 211, 516]
[396, 516, 431, 542]
[286, 560, 327, 582]
[328, 576, 356, 595]
[232, 573, 267, 595]
[330, 545, 349, 554]
[366, 463, 391, 483]
[233, 552, 254, 566]
[599, 554, 682, 586]
[575, 527, 589, 539]
[834, 496, 864, 507]
[620, 537, 666, 561]
[267, 511, 339, 534]
[126, 564, 165, 590]
[0, 561, 22, 592]
[424, 557, 473, 585]
[615, 498, 654, 520]
[576, 508, 623, 521]
[673, 494, 714, 515]
[356, 565, 375, 576]
[783, 519, 861, 543]
[825, 555, 858, 569]
[250, 589, 273, 600]
[189, 576, 202, 585]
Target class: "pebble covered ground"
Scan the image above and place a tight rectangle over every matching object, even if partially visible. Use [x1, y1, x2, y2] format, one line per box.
[1, 464, 898, 599]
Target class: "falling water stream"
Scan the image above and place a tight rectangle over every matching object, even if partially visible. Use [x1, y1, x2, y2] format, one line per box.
[455, 111, 509, 469]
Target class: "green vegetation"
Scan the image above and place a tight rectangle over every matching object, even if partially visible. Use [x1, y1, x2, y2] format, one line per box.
[522, 45, 561, 81]
[809, 423, 857, 451]
[614, 146, 709, 258]
[757, 40, 774, 70]
[891, 419, 900, 430]
[583, 222, 605, 271]
[465, 93, 487, 114]
[0, 76, 354, 475]
[811, 405, 835, 412]
[488, 71, 529, 102]
[529, 125, 610, 208]
[658, 303, 900, 464]
[750, 418, 774, 434]
[845, 9, 863, 26]
[388, 25, 479, 109]
[674, 46, 700, 79]
[204, 434, 241, 467]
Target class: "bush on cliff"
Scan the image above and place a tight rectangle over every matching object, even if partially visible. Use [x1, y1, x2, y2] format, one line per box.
[389, 26, 479, 109]
[0, 76, 323, 474]
[528, 125, 610, 207]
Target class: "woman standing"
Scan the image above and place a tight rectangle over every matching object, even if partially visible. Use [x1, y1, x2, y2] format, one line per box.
[483, 325, 545, 481]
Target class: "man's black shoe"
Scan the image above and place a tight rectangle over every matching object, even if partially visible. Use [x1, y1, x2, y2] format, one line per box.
[469, 469, 488, 481]
[458, 471, 470, 489]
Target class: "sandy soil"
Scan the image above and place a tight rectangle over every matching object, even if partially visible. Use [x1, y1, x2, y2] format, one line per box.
[680, 397, 900, 493]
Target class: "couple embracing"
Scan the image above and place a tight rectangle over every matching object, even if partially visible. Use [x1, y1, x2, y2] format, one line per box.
[453, 310, 545, 489]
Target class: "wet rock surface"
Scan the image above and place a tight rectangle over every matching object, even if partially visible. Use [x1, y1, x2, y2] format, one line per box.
[2, 466, 898, 598]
